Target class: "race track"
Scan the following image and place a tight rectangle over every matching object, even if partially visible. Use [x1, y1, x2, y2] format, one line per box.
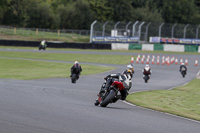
[0, 49, 200, 133]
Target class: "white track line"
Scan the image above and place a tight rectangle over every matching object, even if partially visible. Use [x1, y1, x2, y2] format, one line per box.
[196, 70, 200, 77]
[123, 70, 200, 123]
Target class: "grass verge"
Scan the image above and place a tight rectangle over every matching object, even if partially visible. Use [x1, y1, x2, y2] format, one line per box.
[126, 79, 200, 121]
[0, 58, 114, 80]
[0, 51, 131, 65]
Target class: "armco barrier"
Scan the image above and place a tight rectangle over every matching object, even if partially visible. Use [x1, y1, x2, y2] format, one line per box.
[154, 43, 164, 51]
[164, 44, 184, 52]
[111, 43, 129, 50]
[142, 44, 154, 51]
[129, 44, 142, 50]
[199, 46, 200, 53]
[184, 45, 198, 52]
[0, 40, 111, 50]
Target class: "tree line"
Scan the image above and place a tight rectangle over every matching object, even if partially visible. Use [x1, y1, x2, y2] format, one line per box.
[0, 0, 199, 30]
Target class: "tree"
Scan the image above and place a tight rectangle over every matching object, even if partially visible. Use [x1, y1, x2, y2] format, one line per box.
[2, 0, 28, 27]
[87, 0, 113, 22]
[131, 0, 163, 22]
[26, 0, 57, 28]
[0, 0, 11, 24]
[107, 0, 134, 21]
[161, 0, 200, 24]
[57, 0, 95, 29]
[132, 6, 163, 22]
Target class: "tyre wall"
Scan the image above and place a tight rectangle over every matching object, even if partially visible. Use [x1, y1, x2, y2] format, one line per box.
[0, 40, 111, 50]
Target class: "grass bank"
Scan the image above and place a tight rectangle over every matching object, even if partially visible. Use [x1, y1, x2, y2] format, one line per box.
[0, 58, 114, 80]
[126, 79, 200, 121]
[0, 33, 89, 43]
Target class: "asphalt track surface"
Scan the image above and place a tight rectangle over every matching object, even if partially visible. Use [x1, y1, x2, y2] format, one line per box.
[0, 48, 200, 133]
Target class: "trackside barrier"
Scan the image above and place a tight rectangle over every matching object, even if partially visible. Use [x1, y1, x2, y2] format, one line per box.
[195, 60, 198, 66]
[175, 58, 178, 64]
[136, 58, 139, 64]
[185, 59, 188, 65]
[130, 54, 195, 67]
[131, 56, 134, 63]
[0, 40, 112, 49]
[180, 58, 183, 65]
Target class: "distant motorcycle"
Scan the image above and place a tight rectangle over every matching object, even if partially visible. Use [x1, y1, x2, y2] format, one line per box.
[143, 64, 151, 83]
[180, 64, 187, 78]
[94, 77, 125, 107]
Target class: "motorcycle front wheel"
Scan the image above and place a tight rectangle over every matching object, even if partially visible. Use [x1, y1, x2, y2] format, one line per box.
[100, 89, 116, 107]
[144, 76, 149, 83]
[71, 74, 77, 83]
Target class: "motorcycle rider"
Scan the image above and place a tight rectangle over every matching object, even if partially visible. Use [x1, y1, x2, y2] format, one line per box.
[70, 61, 82, 79]
[123, 64, 134, 78]
[142, 64, 152, 80]
[39, 40, 47, 50]
[94, 65, 134, 105]
[179, 63, 187, 78]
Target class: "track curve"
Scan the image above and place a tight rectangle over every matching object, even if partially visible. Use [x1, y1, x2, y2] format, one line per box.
[0, 48, 200, 133]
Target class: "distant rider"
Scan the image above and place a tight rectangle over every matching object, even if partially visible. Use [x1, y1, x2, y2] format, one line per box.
[142, 64, 152, 79]
[41, 40, 46, 46]
[179, 63, 187, 77]
[70, 61, 82, 79]
[39, 40, 47, 50]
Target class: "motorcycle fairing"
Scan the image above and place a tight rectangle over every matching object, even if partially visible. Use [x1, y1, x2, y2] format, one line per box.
[111, 81, 125, 91]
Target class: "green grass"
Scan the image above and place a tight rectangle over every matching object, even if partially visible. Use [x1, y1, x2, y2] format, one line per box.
[0, 32, 89, 43]
[0, 51, 131, 65]
[0, 58, 114, 80]
[126, 79, 200, 121]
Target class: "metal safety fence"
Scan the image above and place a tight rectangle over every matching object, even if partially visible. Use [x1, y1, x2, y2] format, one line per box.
[90, 21, 200, 43]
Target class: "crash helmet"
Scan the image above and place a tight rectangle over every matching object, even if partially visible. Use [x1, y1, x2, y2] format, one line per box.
[74, 61, 79, 64]
[127, 64, 134, 73]
[144, 64, 150, 71]
[124, 64, 134, 78]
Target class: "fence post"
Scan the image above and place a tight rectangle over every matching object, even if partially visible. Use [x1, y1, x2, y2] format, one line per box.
[14, 27, 16, 34]
[132, 21, 139, 37]
[138, 21, 145, 41]
[196, 25, 200, 39]
[171, 23, 177, 38]
[159, 23, 164, 37]
[145, 22, 151, 42]
[102, 21, 109, 36]
[57, 30, 60, 36]
[36, 28, 38, 35]
[113, 21, 120, 37]
[90, 20, 97, 43]
[125, 21, 131, 36]
[183, 24, 189, 38]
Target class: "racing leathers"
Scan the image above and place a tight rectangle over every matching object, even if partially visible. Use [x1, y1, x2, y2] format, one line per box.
[142, 67, 152, 78]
